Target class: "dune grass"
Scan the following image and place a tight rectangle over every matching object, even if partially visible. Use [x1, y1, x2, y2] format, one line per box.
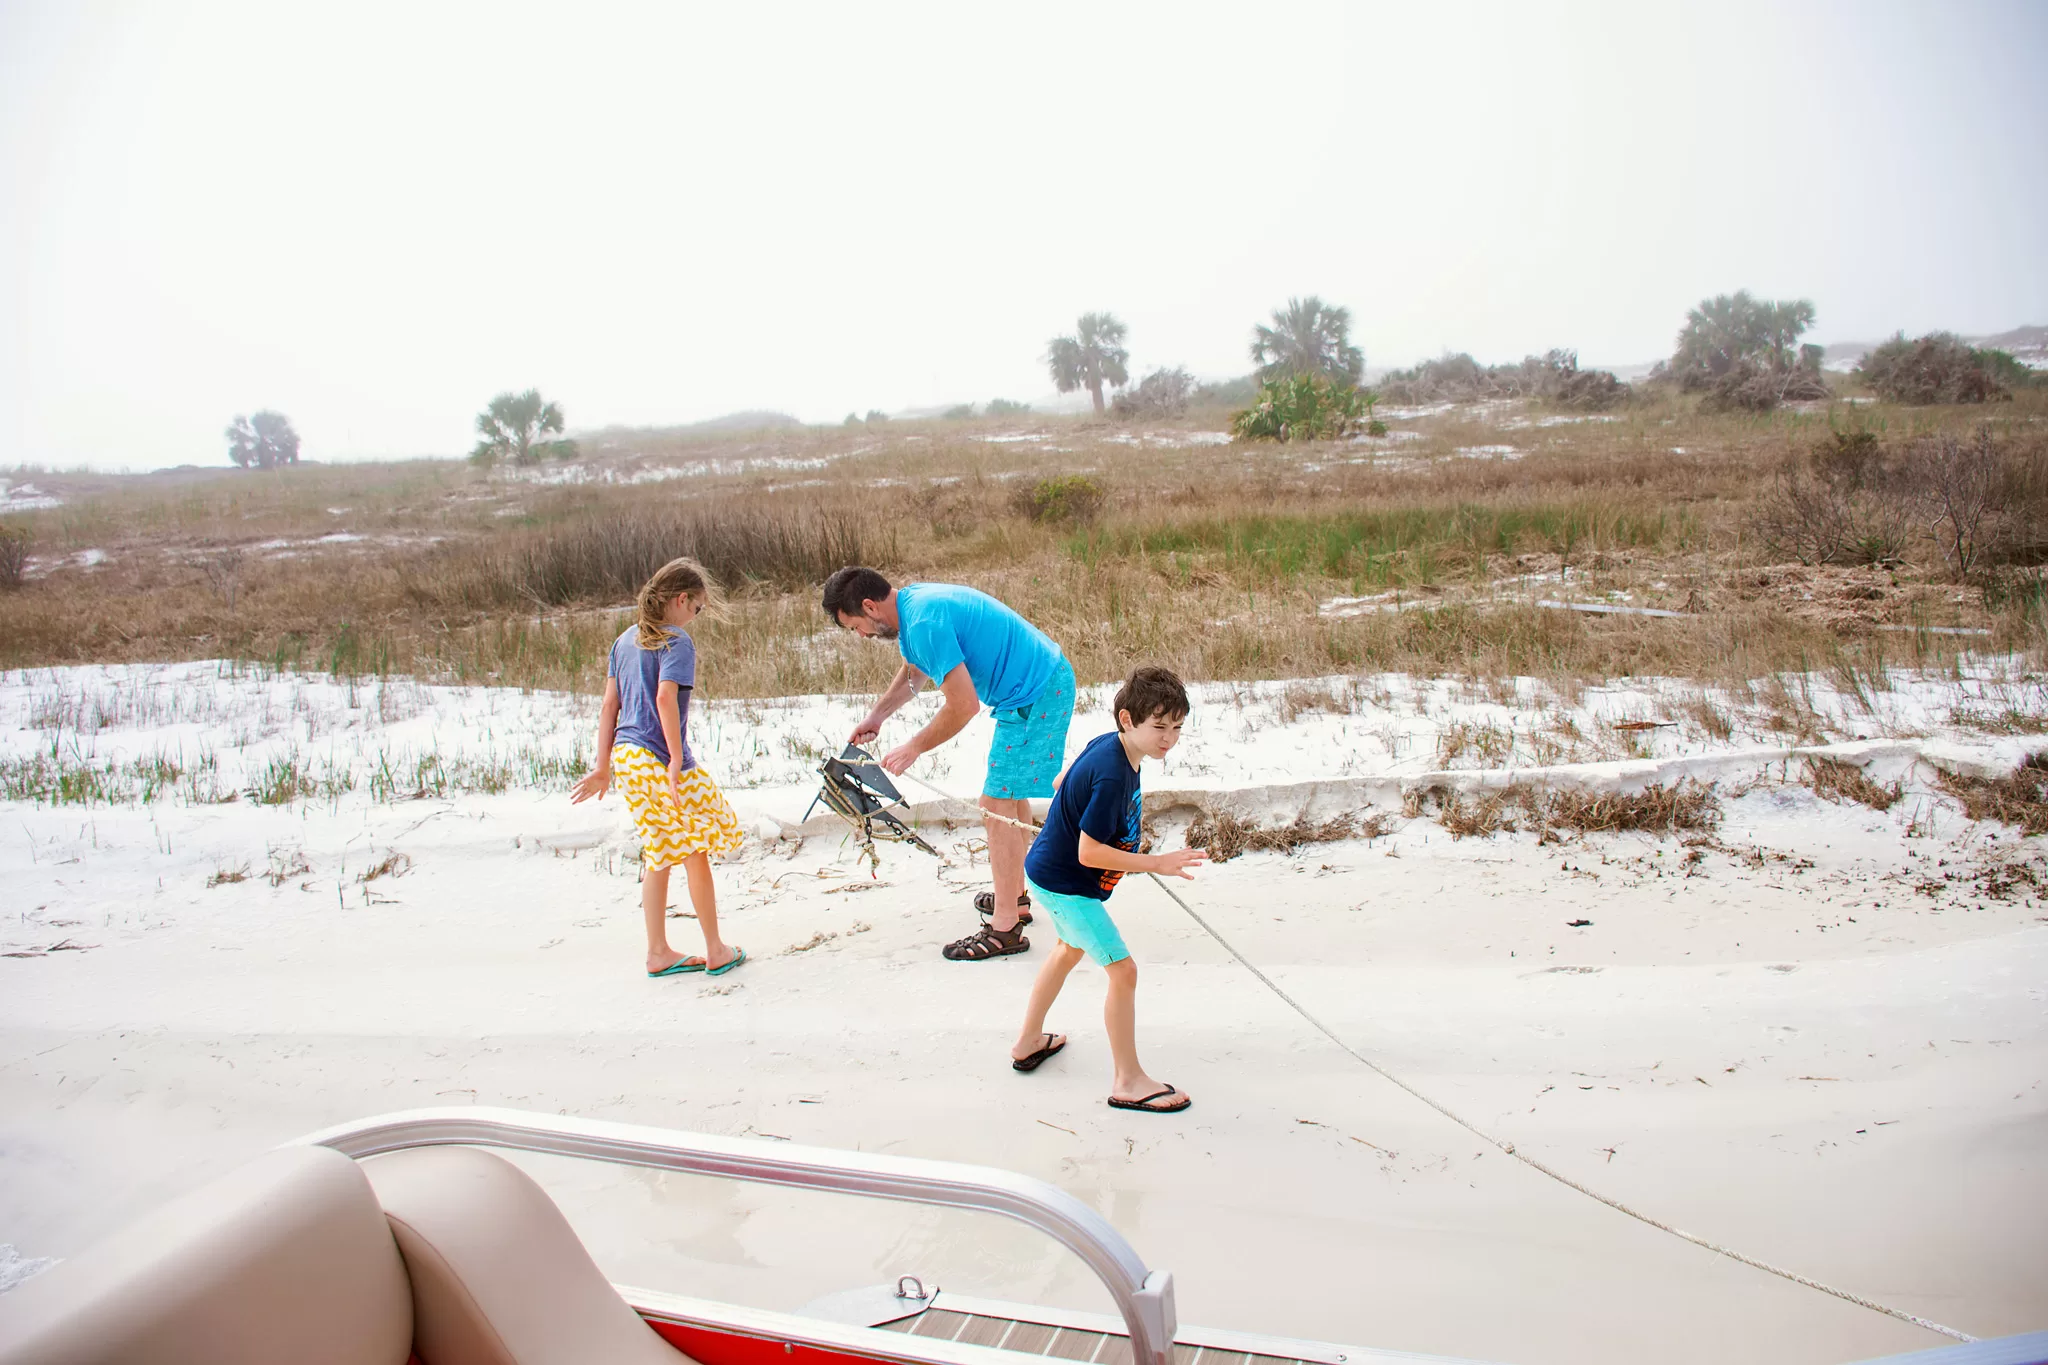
[2, 392, 2044, 704]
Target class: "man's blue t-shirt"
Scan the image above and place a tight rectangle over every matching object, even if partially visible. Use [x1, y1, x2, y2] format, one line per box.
[609, 625, 696, 768]
[896, 582, 1063, 712]
[1024, 731, 1141, 901]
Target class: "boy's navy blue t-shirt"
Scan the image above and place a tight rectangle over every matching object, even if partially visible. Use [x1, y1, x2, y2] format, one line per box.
[1025, 731, 1141, 901]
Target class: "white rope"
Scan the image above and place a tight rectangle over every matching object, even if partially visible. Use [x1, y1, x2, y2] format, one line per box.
[883, 768, 1975, 1344]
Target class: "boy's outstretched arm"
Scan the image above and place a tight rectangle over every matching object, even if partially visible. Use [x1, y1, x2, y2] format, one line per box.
[1079, 831, 1207, 880]
[570, 678, 622, 803]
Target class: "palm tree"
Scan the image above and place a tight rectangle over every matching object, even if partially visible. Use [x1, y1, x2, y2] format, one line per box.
[1045, 313, 1130, 416]
[470, 390, 570, 466]
[1672, 291, 1816, 383]
[1251, 296, 1364, 385]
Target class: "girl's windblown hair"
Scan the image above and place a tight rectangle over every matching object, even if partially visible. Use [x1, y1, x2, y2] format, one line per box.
[635, 557, 719, 650]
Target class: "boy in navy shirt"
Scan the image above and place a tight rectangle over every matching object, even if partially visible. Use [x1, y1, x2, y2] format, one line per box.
[1010, 667, 1206, 1112]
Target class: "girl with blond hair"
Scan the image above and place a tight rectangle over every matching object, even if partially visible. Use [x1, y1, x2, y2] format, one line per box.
[571, 557, 748, 978]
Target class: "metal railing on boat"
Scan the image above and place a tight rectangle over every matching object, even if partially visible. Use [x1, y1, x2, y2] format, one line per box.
[296, 1107, 1178, 1365]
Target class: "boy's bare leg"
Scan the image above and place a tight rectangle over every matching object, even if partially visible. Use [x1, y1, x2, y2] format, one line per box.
[1104, 958, 1185, 1103]
[642, 865, 695, 973]
[681, 851, 738, 971]
[1013, 940, 1085, 1060]
[980, 796, 1030, 932]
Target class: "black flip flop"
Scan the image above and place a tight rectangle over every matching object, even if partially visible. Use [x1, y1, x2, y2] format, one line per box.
[1011, 1033, 1066, 1073]
[1108, 1085, 1190, 1113]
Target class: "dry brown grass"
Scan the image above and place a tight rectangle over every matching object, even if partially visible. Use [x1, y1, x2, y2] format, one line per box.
[1936, 752, 2048, 835]
[1802, 756, 1904, 811]
[1545, 780, 1722, 834]
[3, 391, 2044, 698]
[1424, 786, 1538, 838]
[1183, 809, 1385, 861]
[1409, 780, 1721, 840]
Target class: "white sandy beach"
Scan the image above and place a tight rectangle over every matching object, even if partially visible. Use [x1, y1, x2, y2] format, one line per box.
[1, 662, 2044, 1364]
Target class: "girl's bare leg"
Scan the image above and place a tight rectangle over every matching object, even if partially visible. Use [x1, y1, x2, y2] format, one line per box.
[1013, 940, 1085, 1060]
[642, 865, 693, 973]
[681, 851, 737, 970]
[1104, 958, 1183, 1103]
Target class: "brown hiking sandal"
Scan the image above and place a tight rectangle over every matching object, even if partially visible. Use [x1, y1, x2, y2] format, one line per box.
[973, 890, 1034, 926]
[943, 922, 1030, 961]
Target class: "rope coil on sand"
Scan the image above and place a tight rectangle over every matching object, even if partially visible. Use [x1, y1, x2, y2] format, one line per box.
[880, 768, 1976, 1344]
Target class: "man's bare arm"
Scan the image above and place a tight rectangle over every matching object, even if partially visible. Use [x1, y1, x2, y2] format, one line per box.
[880, 665, 978, 775]
[851, 661, 922, 745]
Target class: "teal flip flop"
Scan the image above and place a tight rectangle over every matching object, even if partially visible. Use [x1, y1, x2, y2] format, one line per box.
[647, 956, 706, 978]
[704, 947, 747, 977]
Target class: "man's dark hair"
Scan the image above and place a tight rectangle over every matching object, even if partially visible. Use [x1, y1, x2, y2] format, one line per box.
[1114, 666, 1189, 729]
[821, 566, 893, 622]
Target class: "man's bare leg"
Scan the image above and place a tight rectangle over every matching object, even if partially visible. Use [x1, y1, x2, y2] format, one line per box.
[981, 794, 1031, 933]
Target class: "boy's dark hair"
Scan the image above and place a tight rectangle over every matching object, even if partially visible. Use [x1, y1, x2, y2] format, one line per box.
[1114, 666, 1189, 728]
[821, 566, 892, 622]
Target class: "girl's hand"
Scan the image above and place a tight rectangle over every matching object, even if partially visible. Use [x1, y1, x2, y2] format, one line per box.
[569, 767, 611, 804]
[1151, 847, 1208, 880]
[666, 758, 687, 807]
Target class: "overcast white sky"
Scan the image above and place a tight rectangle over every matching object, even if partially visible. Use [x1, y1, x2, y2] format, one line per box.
[3, 1, 2045, 471]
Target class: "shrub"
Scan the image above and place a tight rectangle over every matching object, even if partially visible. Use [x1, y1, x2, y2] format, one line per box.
[0, 523, 28, 590]
[1751, 430, 1917, 565]
[1547, 360, 1628, 411]
[864, 409, 889, 424]
[1920, 429, 2002, 581]
[1230, 374, 1371, 442]
[202, 547, 246, 610]
[1379, 352, 1491, 403]
[985, 398, 1033, 417]
[1752, 427, 2046, 576]
[1376, 349, 1626, 410]
[942, 403, 977, 420]
[1111, 366, 1196, 420]
[1698, 359, 1831, 412]
[1976, 349, 2042, 392]
[1858, 332, 2012, 405]
[1013, 474, 1104, 525]
[1192, 374, 1259, 407]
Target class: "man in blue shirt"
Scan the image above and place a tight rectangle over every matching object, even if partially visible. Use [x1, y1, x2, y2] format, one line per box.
[824, 566, 1076, 962]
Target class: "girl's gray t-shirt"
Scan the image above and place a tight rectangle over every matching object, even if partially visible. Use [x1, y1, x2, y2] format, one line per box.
[609, 625, 696, 768]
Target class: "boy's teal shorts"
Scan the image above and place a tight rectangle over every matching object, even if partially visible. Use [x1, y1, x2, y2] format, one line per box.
[1025, 876, 1131, 966]
[983, 658, 1075, 801]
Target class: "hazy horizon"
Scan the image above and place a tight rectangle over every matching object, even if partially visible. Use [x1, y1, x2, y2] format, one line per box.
[4, 0, 2045, 473]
